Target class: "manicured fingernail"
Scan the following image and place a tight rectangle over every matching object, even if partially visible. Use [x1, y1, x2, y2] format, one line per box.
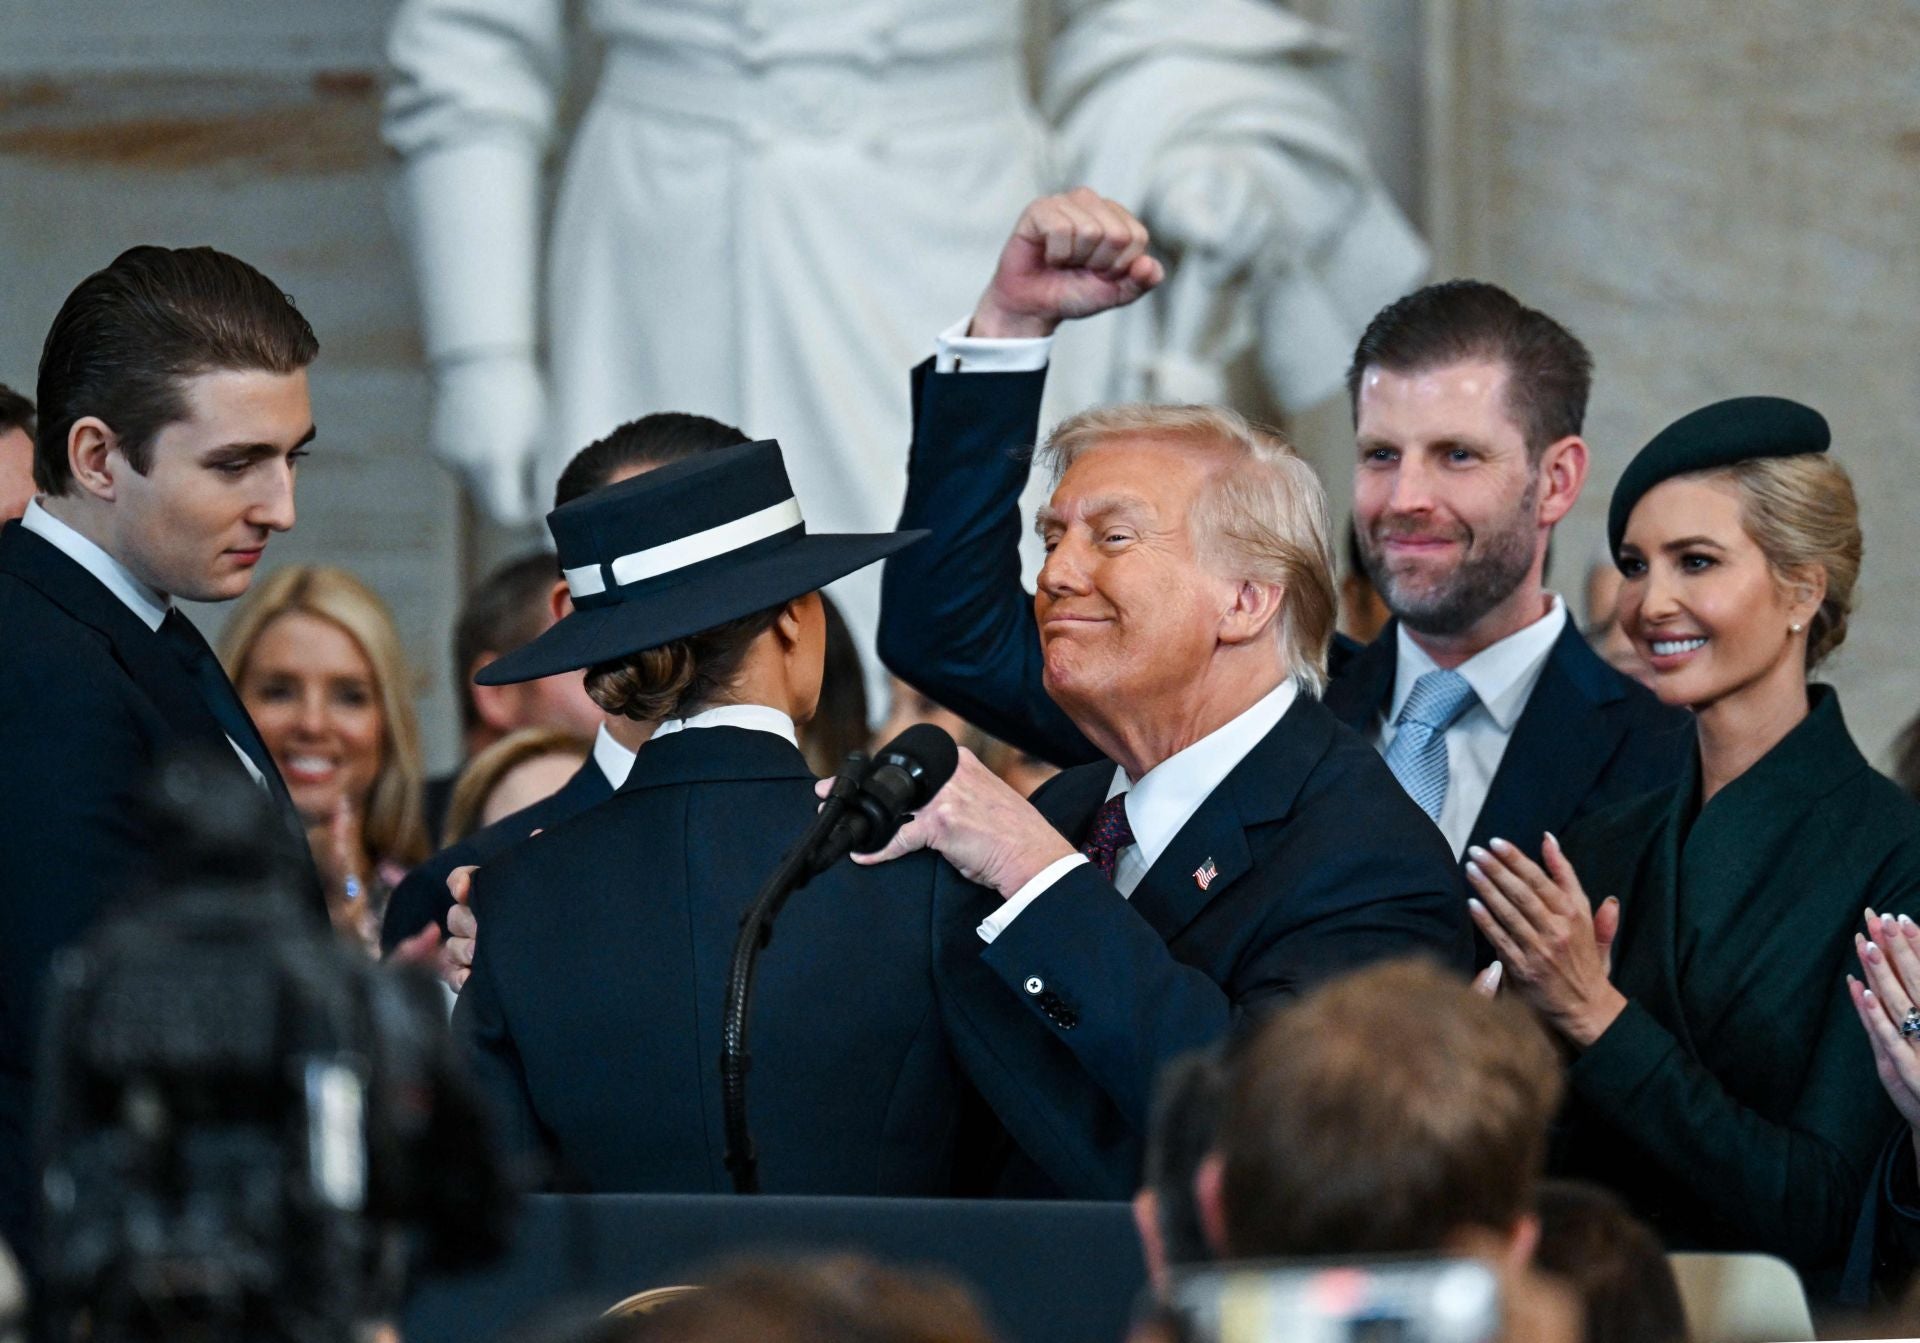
[1544, 831, 1559, 848]
[1866, 941, 1882, 962]
[1902, 914, 1917, 932]
[1468, 846, 1490, 862]
[1490, 838, 1512, 853]
[1866, 988, 1879, 1002]
[1468, 897, 1486, 915]
[1465, 861, 1483, 882]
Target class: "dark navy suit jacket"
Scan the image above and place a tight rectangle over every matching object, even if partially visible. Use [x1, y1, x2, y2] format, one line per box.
[876, 359, 1693, 862]
[380, 753, 615, 953]
[0, 521, 319, 1255]
[978, 692, 1474, 1178]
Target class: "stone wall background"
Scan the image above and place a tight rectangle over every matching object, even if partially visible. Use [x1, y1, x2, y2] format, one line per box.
[3, 0, 1917, 767]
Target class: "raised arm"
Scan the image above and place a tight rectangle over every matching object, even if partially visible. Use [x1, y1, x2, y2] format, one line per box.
[876, 190, 1162, 767]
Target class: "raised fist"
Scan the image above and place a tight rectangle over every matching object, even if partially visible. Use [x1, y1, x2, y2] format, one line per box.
[969, 188, 1165, 340]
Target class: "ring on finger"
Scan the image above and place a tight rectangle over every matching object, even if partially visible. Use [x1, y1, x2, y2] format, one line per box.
[1900, 1007, 1920, 1040]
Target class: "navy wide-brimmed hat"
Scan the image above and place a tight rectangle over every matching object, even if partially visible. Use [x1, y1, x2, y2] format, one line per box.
[477, 440, 926, 685]
[1607, 396, 1829, 555]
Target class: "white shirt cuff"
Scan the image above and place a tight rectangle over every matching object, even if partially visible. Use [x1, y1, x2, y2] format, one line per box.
[977, 853, 1089, 944]
[934, 316, 1054, 375]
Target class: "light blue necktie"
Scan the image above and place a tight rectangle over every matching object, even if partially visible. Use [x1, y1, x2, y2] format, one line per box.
[1383, 669, 1478, 822]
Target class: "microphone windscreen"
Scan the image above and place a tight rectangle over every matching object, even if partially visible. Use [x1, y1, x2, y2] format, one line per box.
[874, 722, 960, 804]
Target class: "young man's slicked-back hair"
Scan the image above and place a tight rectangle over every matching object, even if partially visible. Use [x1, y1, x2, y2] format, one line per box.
[555, 411, 751, 509]
[35, 245, 318, 495]
[1345, 280, 1592, 457]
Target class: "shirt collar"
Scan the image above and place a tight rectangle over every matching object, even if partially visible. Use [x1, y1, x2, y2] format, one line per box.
[591, 722, 638, 790]
[652, 703, 800, 749]
[21, 498, 170, 631]
[1104, 680, 1299, 871]
[1391, 596, 1568, 733]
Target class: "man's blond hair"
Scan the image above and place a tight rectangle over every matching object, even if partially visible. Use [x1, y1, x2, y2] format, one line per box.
[1041, 403, 1337, 696]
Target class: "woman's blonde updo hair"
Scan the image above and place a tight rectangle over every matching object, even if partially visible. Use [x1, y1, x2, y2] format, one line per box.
[1703, 453, 1861, 669]
[585, 606, 784, 722]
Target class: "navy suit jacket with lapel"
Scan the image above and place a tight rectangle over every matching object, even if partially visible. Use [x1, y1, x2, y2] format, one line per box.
[955, 693, 1472, 1193]
[379, 754, 613, 953]
[1322, 619, 1692, 860]
[0, 521, 320, 1251]
[454, 725, 1020, 1196]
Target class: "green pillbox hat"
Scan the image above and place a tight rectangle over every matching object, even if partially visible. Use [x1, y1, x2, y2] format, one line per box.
[1607, 396, 1829, 555]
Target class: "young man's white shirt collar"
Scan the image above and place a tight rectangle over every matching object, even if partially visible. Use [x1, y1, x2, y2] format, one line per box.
[22, 498, 168, 631]
[651, 703, 799, 748]
[23, 497, 267, 790]
[978, 679, 1299, 943]
[1375, 595, 1568, 858]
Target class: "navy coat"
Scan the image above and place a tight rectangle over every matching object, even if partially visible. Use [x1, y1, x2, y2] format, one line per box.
[379, 754, 614, 953]
[0, 521, 319, 1253]
[454, 726, 1010, 1196]
[874, 359, 1693, 865]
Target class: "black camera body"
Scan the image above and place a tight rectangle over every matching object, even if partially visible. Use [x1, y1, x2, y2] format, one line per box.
[31, 753, 510, 1342]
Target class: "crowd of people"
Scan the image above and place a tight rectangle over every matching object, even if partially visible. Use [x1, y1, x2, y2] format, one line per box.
[5, 186, 1920, 1340]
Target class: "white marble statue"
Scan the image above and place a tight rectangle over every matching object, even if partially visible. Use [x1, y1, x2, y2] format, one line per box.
[382, 0, 1427, 697]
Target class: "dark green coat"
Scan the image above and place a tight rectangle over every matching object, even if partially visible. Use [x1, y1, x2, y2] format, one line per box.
[1554, 687, 1920, 1300]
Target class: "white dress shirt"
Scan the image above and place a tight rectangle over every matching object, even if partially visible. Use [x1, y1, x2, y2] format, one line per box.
[933, 317, 1054, 375]
[651, 703, 799, 748]
[1374, 596, 1568, 857]
[21, 499, 268, 790]
[978, 680, 1300, 943]
[590, 723, 638, 790]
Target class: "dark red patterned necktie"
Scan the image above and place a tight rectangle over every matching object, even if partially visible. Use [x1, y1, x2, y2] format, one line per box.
[1081, 793, 1136, 881]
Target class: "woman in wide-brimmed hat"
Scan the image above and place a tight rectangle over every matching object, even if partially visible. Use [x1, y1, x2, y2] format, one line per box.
[452, 438, 1012, 1194]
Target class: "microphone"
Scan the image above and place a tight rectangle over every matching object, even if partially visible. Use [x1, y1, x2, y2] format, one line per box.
[810, 723, 959, 871]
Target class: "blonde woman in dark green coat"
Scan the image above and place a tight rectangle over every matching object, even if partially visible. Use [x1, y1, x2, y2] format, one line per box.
[1467, 398, 1920, 1301]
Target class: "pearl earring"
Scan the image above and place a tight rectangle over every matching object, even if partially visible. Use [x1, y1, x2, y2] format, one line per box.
[1790, 622, 1804, 634]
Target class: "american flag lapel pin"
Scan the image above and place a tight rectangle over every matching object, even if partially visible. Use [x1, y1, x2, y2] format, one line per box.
[1193, 857, 1218, 891]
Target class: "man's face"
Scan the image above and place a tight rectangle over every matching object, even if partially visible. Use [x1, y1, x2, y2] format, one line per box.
[1034, 439, 1239, 721]
[0, 426, 34, 522]
[110, 367, 310, 602]
[1352, 359, 1541, 637]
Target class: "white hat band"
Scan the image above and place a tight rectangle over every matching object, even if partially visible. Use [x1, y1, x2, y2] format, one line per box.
[563, 497, 804, 602]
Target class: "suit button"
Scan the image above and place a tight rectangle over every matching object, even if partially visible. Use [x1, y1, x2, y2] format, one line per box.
[1024, 977, 1043, 995]
[1053, 1010, 1078, 1030]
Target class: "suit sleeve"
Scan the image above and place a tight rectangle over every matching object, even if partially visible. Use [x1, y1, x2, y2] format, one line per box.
[1569, 949, 1907, 1270]
[449, 880, 549, 1170]
[877, 359, 1101, 768]
[977, 826, 1471, 1131]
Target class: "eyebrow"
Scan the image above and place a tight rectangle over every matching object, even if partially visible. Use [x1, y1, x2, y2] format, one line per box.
[204, 424, 318, 460]
[1660, 535, 1727, 553]
[1035, 495, 1156, 535]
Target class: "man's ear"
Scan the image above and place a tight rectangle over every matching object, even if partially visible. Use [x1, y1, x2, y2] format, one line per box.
[468, 654, 523, 734]
[1535, 435, 1589, 529]
[1194, 1152, 1231, 1258]
[1132, 1190, 1170, 1293]
[1219, 580, 1286, 647]
[67, 417, 120, 502]
[548, 579, 573, 623]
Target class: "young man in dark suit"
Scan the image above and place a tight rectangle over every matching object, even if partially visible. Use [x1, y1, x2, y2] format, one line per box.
[0, 247, 323, 1257]
[878, 193, 1690, 906]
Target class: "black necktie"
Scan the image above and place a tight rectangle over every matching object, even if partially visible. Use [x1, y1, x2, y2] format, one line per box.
[157, 608, 282, 792]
